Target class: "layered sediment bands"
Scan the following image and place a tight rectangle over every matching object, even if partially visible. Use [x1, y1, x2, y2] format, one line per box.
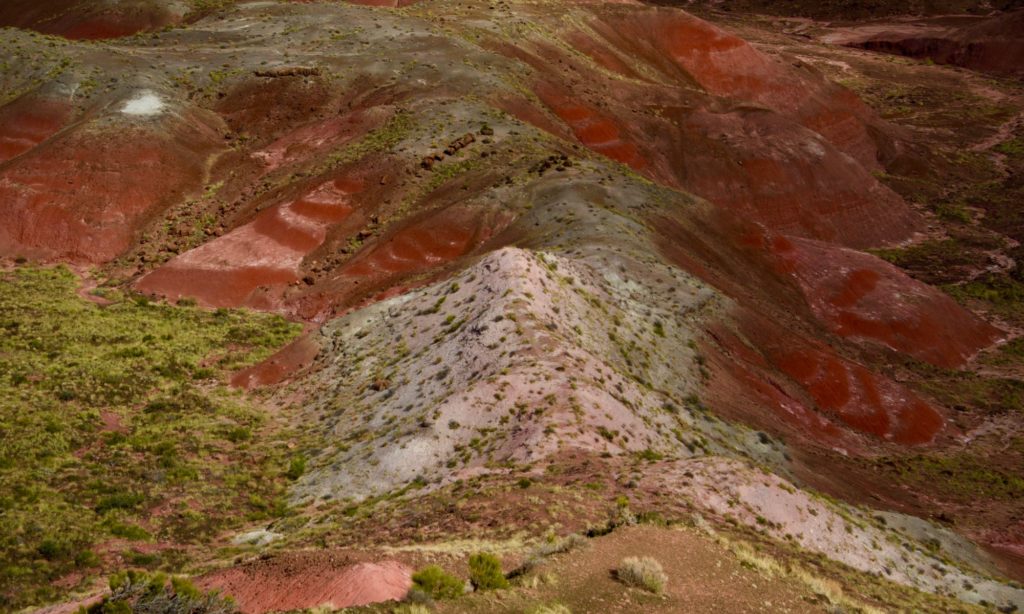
[772, 343, 944, 445]
[0, 0, 182, 39]
[136, 177, 364, 308]
[198, 557, 411, 614]
[703, 323, 849, 447]
[0, 101, 225, 262]
[292, 203, 516, 321]
[529, 81, 917, 247]
[533, 85, 648, 170]
[580, 8, 883, 168]
[765, 236, 1002, 368]
[491, 6, 923, 248]
[251, 109, 384, 173]
[660, 108, 917, 247]
[834, 11, 1024, 77]
[0, 96, 71, 163]
[703, 306, 946, 447]
[653, 209, 990, 446]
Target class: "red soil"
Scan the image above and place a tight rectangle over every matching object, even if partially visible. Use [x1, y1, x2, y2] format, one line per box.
[580, 7, 883, 167]
[765, 235, 1002, 368]
[0, 105, 224, 263]
[341, 213, 479, 278]
[0, 96, 71, 164]
[252, 109, 384, 173]
[836, 11, 1024, 77]
[655, 211, 953, 447]
[0, 0, 179, 39]
[292, 204, 514, 321]
[216, 75, 336, 143]
[534, 84, 648, 170]
[198, 556, 411, 614]
[231, 334, 321, 389]
[772, 343, 944, 445]
[704, 308, 945, 447]
[488, 6, 922, 248]
[662, 108, 918, 248]
[136, 176, 363, 308]
[704, 323, 849, 447]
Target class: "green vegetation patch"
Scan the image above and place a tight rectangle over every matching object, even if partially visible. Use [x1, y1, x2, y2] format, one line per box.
[84, 570, 236, 614]
[995, 137, 1024, 158]
[0, 265, 301, 610]
[875, 452, 1024, 501]
[411, 565, 464, 600]
[943, 273, 1024, 321]
[468, 552, 509, 591]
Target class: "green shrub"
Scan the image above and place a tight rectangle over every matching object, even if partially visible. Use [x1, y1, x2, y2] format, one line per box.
[96, 492, 145, 514]
[616, 556, 667, 594]
[468, 552, 509, 590]
[105, 520, 151, 540]
[411, 565, 464, 599]
[37, 539, 67, 560]
[284, 455, 307, 480]
[75, 549, 102, 568]
[83, 570, 236, 614]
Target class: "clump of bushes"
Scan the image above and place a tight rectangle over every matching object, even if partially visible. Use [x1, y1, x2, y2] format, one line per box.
[410, 565, 464, 600]
[615, 556, 667, 594]
[79, 570, 236, 614]
[284, 455, 306, 480]
[511, 533, 589, 579]
[469, 552, 509, 590]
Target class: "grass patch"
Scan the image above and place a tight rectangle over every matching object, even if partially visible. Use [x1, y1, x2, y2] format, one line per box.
[995, 138, 1024, 158]
[410, 565, 464, 600]
[468, 552, 509, 591]
[615, 556, 667, 594]
[82, 570, 236, 614]
[944, 273, 1024, 318]
[874, 453, 1024, 501]
[0, 265, 301, 610]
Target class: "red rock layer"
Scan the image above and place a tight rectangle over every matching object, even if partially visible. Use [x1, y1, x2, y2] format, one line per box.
[653, 207, 996, 447]
[290, 203, 515, 321]
[764, 235, 1002, 368]
[844, 11, 1024, 77]
[231, 334, 321, 389]
[0, 95, 71, 164]
[136, 176, 364, 308]
[0, 0, 179, 39]
[198, 558, 411, 614]
[0, 104, 224, 262]
[582, 8, 882, 166]
[485, 5, 922, 248]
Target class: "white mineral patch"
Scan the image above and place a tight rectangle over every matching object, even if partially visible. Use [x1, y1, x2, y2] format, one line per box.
[121, 91, 165, 116]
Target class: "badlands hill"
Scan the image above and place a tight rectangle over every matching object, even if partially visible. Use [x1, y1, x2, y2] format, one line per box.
[1, 0, 1023, 612]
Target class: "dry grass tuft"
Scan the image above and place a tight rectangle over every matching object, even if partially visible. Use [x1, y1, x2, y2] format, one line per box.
[615, 556, 668, 594]
[527, 604, 573, 614]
